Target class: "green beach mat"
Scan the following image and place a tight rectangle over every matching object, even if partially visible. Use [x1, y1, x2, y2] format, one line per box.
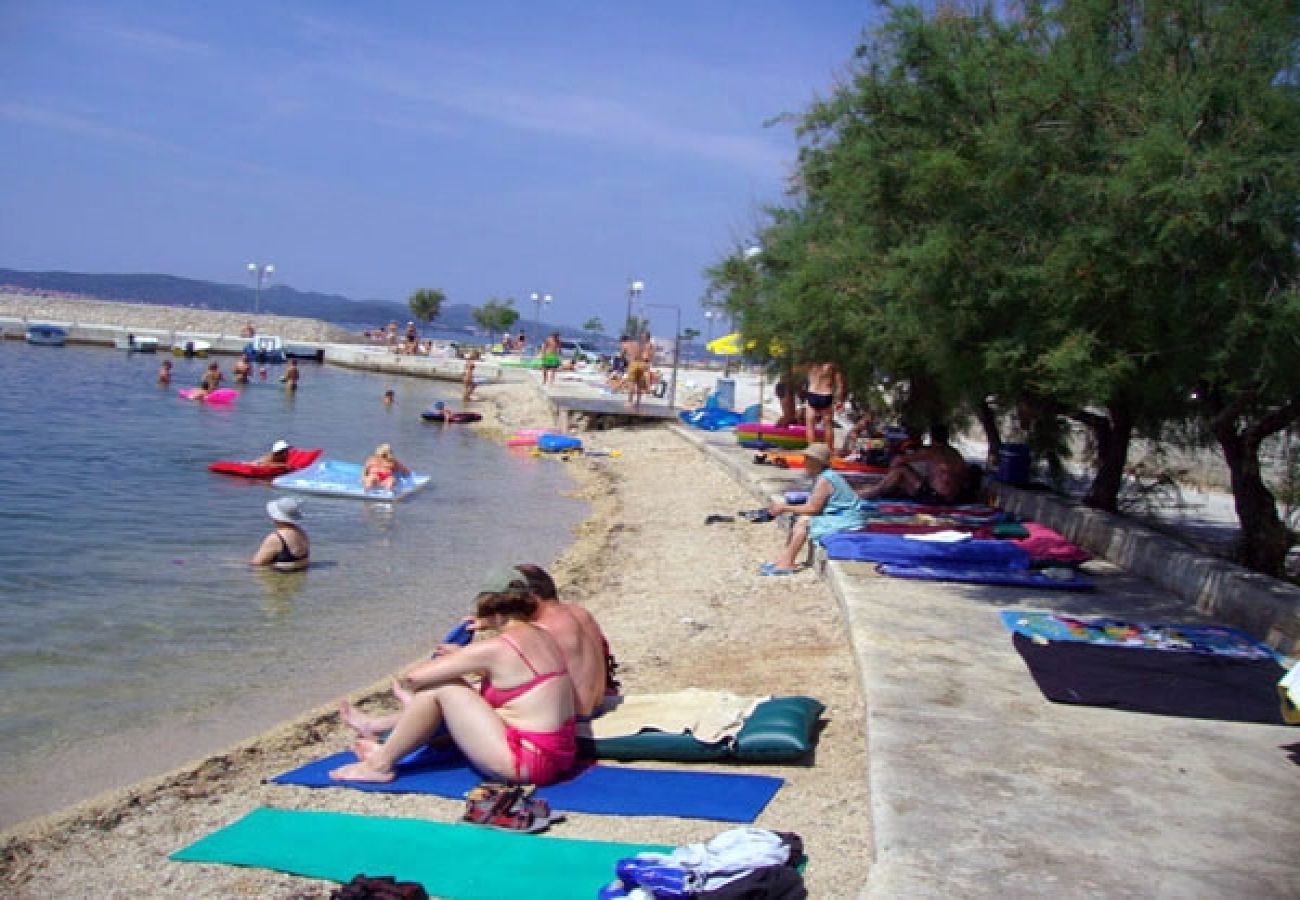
[171, 806, 672, 899]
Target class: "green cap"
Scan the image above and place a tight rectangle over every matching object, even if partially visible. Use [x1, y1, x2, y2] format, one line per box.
[478, 567, 528, 595]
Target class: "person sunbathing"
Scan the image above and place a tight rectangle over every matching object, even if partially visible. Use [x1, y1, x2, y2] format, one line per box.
[362, 443, 411, 490]
[332, 570, 577, 786]
[858, 422, 968, 504]
[514, 563, 619, 718]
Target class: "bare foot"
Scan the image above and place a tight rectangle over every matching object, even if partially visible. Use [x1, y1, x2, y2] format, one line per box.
[351, 737, 381, 761]
[328, 760, 395, 783]
[338, 699, 380, 739]
[391, 677, 415, 709]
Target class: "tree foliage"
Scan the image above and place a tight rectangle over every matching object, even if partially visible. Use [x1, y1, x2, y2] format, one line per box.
[706, 0, 1300, 574]
[407, 288, 445, 324]
[582, 316, 604, 335]
[473, 297, 520, 334]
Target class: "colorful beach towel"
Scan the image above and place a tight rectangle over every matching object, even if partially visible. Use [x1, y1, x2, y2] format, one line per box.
[999, 611, 1280, 658]
[271, 745, 783, 823]
[172, 806, 672, 899]
[1002, 612, 1290, 724]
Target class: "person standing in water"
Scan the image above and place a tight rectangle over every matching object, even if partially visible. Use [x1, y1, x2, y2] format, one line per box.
[282, 358, 300, 392]
[251, 497, 310, 572]
[157, 359, 173, 385]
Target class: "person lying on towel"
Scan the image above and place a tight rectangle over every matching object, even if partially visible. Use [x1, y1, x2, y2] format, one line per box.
[333, 570, 577, 786]
[857, 422, 969, 505]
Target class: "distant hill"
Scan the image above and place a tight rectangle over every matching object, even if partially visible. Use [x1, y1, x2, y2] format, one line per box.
[0, 269, 481, 331]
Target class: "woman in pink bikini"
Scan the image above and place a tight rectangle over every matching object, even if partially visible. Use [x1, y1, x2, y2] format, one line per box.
[331, 570, 577, 786]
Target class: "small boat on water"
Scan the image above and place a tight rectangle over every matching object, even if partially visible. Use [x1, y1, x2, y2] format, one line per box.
[25, 325, 68, 346]
[243, 335, 286, 364]
[173, 339, 212, 358]
[114, 334, 159, 353]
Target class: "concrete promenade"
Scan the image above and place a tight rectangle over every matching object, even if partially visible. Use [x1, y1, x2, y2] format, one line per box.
[542, 370, 1300, 898]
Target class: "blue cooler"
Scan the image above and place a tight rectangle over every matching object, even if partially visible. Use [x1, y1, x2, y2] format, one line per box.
[713, 378, 736, 410]
[997, 443, 1031, 485]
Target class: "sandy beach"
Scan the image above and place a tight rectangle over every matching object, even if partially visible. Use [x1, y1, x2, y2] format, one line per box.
[0, 361, 870, 896]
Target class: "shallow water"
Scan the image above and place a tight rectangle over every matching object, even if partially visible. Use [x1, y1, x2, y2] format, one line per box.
[0, 341, 585, 825]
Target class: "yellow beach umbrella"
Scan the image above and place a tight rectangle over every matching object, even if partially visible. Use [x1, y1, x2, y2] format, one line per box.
[706, 332, 745, 356]
[706, 332, 785, 357]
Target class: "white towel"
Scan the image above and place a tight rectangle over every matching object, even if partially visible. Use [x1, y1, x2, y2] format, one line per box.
[582, 688, 765, 743]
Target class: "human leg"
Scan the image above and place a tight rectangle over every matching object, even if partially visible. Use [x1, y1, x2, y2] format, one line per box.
[773, 516, 810, 570]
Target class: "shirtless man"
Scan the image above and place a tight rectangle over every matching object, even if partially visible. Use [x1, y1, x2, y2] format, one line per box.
[858, 423, 969, 504]
[804, 360, 844, 450]
[625, 333, 654, 409]
[514, 563, 618, 718]
[233, 355, 253, 384]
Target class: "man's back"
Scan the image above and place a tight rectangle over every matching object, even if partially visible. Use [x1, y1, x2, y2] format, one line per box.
[534, 601, 606, 717]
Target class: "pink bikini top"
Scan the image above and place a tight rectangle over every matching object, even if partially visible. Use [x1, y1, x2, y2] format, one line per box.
[480, 631, 568, 709]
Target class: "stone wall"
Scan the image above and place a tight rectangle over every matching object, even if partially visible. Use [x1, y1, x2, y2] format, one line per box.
[0, 292, 361, 344]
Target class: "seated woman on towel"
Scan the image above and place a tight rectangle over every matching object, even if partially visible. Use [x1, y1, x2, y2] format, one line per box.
[332, 569, 577, 786]
[759, 444, 866, 576]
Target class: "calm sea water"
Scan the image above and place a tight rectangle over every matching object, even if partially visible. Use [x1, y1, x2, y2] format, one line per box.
[0, 341, 585, 824]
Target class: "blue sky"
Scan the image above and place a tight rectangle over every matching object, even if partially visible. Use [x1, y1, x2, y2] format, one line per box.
[0, 2, 876, 333]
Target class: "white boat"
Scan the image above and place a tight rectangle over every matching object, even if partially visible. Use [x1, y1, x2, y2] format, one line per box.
[244, 334, 285, 363]
[114, 334, 159, 353]
[26, 325, 68, 346]
[172, 339, 213, 358]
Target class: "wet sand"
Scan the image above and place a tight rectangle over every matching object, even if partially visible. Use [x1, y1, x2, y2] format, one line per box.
[0, 373, 871, 897]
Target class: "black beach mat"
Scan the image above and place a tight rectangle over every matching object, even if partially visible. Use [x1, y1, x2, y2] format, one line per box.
[1011, 633, 1290, 725]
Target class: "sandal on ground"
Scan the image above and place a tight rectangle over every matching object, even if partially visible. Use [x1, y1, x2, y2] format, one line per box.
[739, 509, 775, 523]
[462, 783, 564, 834]
[759, 562, 795, 576]
[704, 514, 735, 525]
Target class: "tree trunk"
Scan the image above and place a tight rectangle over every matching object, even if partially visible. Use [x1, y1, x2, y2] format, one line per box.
[976, 399, 1002, 470]
[1214, 420, 1293, 577]
[1080, 405, 1133, 512]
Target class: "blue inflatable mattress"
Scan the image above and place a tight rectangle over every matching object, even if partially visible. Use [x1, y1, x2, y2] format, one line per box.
[272, 459, 431, 501]
[879, 564, 1093, 590]
[820, 533, 1031, 568]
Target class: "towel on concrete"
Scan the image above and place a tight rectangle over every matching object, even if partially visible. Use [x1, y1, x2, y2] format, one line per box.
[582, 689, 765, 743]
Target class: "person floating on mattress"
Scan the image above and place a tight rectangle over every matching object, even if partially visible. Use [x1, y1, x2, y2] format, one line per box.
[362, 443, 411, 490]
[332, 570, 578, 786]
[857, 422, 969, 505]
[759, 443, 866, 576]
[250, 496, 310, 572]
[253, 439, 293, 470]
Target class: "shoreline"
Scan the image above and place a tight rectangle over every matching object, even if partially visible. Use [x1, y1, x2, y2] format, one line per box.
[1, 369, 871, 897]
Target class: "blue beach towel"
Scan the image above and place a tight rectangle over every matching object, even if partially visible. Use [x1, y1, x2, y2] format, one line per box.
[879, 564, 1093, 591]
[821, 532, 1031, 568]
[271, 744, 783, 823]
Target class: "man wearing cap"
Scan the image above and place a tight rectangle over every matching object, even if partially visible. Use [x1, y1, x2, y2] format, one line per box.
[251, 496, 310, 571]
[759, 443, 866, 576]
[254, 439, 293, 470]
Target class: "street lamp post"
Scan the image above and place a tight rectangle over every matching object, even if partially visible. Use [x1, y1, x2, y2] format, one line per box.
[529, 291, 552, 348]
[641, 300, 681, 409]
[625, 279, 644, 337]
[247, 262, 274, 315]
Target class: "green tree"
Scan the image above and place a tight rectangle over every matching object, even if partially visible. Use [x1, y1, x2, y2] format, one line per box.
[408, 288, 445, 324]
[708, 0, 1300, 573]
[582, 316, 604, 335]
[473, 297, 520, 335]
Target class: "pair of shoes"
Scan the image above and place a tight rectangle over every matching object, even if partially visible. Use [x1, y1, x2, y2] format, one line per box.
[704, 514, 735, 525]
[462, 783, 563, 834]
[739, 509, 775, 523]
[759, 562, 795, 576]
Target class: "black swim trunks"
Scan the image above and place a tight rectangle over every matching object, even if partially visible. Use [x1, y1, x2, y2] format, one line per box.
[806, 391, 834, 411]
